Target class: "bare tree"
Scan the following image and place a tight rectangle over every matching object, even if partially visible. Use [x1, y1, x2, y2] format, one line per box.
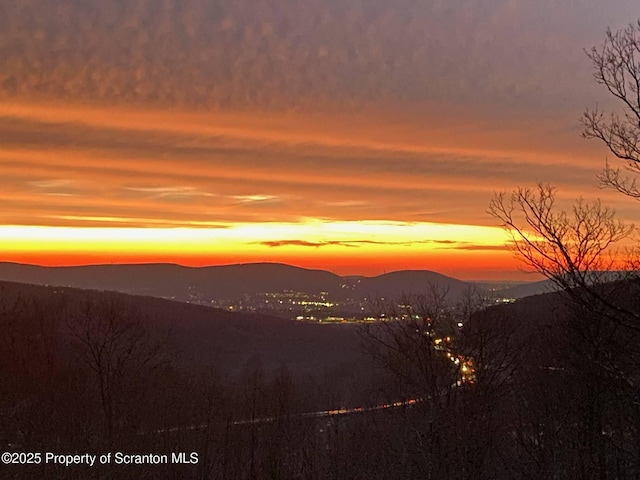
[489, 185, 631, 281]
[488, 184, 640, 330]
[486, 185, 640, 477]
[486, 22, 640, 476]
[65, 295, 170, 443]
[358, 286, 511, 479]
[583, 20, 640, 200]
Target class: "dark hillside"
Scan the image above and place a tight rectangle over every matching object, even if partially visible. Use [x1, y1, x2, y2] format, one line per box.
[354, 269, 475, 301]
[0, 262, 482, 306]
[0, 280, 364, 377]
[0, 262, 344, 300]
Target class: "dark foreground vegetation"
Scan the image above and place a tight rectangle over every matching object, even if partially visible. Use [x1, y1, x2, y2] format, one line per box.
[2, 276, 640, 479]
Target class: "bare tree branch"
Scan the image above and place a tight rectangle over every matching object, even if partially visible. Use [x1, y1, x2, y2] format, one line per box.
[583, 21, 640, 198]
[488, 184, 640, 331]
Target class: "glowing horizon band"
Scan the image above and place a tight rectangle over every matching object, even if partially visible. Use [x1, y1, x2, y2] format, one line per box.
[0, 220, 509, 254]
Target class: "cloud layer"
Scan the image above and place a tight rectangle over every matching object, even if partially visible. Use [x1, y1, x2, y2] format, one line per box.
[1, 0, 637, 112]
[1, 0, 639, 277]
[1, 103, 629, 230]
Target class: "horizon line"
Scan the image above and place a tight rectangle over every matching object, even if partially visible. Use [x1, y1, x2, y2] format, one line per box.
[0, 259, 542, 283]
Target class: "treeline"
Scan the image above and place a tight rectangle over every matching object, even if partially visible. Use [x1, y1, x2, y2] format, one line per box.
[355, 281, 640, 479]
[0, 284, 349, 479]
[0, 283, 392, 479]
[2, 280, 640, 479]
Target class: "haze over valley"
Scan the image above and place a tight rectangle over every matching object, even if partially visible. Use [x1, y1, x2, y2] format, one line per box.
[0, 262, 545, 322]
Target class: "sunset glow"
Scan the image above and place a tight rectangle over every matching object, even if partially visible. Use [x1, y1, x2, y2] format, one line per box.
[0, 221, 517, 279]
[1, 0, 638, 280]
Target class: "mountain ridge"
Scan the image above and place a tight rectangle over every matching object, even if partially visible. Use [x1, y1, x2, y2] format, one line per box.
[0, 261, 485, 303]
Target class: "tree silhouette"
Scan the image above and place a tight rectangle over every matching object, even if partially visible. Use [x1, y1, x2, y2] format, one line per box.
[65, 295, 171, 445]
[583, 20, 640, 201]
[488, 184, 640, 331]
[484, 20, 640, 479]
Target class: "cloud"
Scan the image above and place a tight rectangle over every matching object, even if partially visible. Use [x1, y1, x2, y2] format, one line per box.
[46, 215, 231, 229]
[28, 179, 75, 189]
[125, 186, 216, 199]
[256, 238, 464, 248]
[232, 195, 280, 203]
[322, 200, 368, 208]
[2, 1, 640, 235]
[438, 244, 509, 251]
[25, 178, 84, 197]
[258, 240, 358, 248]
[1, 0, 636, 114]
[1, 101, 633, 229]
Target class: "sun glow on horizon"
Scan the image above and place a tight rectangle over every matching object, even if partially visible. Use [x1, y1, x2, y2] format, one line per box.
[0, 220, 521, 278]
[0, 220, 509, 250]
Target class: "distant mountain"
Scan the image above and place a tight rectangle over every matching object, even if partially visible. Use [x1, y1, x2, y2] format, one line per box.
[0, 262, 482, 304]
[354, 270, 473, 301]
[497, 271, 638, 300]
[498, 279, 559, 299]
[0, 262, 343, 301]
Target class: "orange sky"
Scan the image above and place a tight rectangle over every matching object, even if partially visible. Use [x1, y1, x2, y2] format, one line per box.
[0, 219, 521, 279]
[1, 1, 639, 280]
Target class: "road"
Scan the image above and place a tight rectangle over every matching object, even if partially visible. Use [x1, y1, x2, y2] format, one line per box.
[144, 397, 422, 434]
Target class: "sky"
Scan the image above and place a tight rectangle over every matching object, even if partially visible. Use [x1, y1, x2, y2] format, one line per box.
[1, 0, 639, 280]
